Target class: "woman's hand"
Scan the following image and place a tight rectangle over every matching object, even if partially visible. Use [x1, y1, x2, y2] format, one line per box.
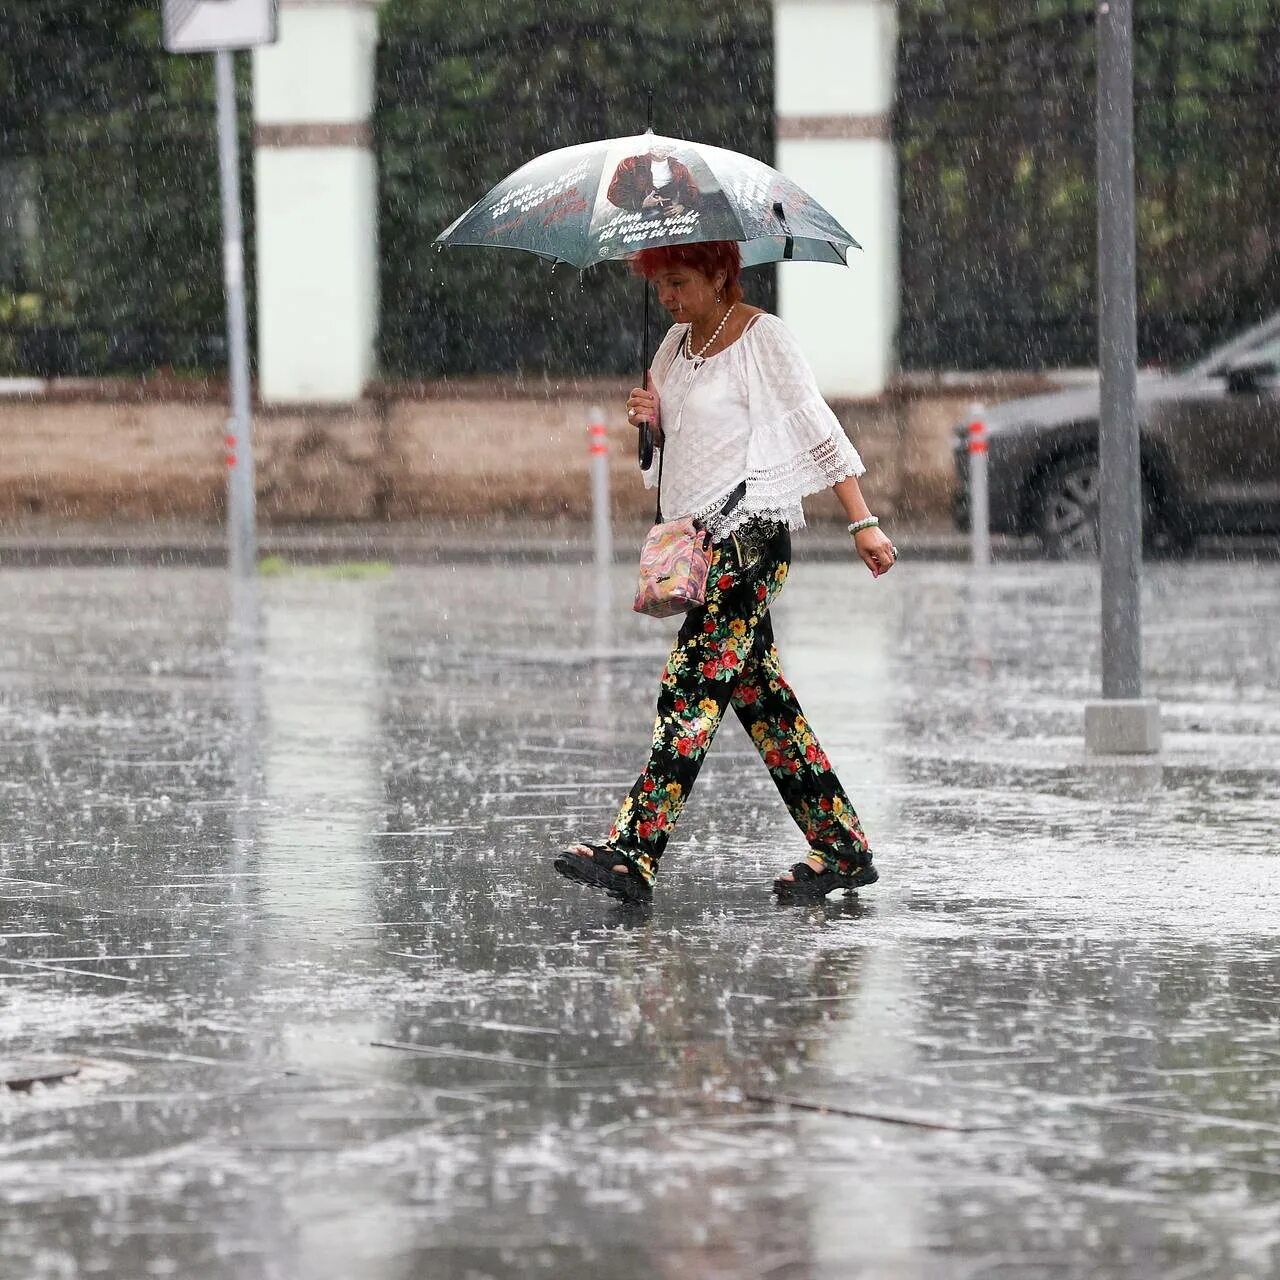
[854, 526, 898, 578]
[627, 385, 662, 445]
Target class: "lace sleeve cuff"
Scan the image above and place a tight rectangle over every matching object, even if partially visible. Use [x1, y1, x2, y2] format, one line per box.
[748, 428, 864, 506]
[808, 431, 866, 485]
[701, 429, 862, 541]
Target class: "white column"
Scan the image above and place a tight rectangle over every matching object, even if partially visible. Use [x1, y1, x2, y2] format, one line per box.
[774, 0, 899, 397]
[253, 0, 381, 403]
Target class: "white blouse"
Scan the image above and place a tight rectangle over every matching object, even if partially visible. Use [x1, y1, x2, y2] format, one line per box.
[643, 313, 865, 541]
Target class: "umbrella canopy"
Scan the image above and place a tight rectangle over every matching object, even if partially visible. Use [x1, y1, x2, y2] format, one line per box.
[435, 130, 859, 269]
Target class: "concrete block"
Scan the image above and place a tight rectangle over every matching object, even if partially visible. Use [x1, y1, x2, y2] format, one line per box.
[1084, 699, 1162, 755]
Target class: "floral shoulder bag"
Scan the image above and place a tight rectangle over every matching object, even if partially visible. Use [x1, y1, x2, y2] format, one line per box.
[632, 445, 744, 619]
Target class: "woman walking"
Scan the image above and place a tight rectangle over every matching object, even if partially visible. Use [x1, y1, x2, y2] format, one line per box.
[555, 240, 896, 905]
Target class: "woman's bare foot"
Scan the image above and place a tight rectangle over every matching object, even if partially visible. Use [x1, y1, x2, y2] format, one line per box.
[566, 843, 632, 877]
[554, 844, 653, 904]
[773, 852, 878, 899]
[774, 853, 828, 884]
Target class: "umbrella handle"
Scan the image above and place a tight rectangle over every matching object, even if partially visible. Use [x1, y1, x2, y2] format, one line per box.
[638, 281, 653, 470]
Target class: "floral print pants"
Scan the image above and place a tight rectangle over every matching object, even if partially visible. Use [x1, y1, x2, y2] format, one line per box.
[608, 520, 872, 886]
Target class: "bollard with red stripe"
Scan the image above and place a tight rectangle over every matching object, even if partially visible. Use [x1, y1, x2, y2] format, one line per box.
[588, 406, 612, 571]
[967, 404, 990, 568]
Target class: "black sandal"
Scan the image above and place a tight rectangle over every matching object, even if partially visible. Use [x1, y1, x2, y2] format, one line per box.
[773, 857, 878, 901]
[553, 844, 653, 905]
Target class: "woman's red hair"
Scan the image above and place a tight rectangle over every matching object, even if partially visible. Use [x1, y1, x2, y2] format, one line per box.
[630, 241, 744, 305]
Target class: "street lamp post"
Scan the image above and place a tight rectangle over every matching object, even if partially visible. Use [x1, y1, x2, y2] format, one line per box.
[1085, 0, 1161, 755]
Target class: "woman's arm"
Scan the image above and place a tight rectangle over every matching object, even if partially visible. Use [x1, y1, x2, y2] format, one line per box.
[740, 315, 897, 577]
[833, 475, 872, 525]
[833, 475, 897, 578]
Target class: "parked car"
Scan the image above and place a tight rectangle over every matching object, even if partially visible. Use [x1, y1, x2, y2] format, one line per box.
[952, 311, 1280, 556]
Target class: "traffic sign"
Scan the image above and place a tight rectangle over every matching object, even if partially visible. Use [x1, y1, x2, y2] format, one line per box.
[163, 0, 278, 54]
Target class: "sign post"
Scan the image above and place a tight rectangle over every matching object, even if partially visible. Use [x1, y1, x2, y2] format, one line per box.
[164, 1, 278, 577]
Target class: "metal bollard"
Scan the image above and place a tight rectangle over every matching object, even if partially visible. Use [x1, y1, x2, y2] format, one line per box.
[967, 405, 990, 569]
[588, 406, 612, 571]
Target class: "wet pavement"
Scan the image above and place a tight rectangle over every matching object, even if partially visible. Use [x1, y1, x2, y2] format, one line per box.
[2, 552, 1278, 1279]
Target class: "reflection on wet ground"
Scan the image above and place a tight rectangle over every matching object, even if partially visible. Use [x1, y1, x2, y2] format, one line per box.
[1, 558, 1278, 1279]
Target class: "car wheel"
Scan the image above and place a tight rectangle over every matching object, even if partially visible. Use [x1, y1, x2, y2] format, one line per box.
[1035, 455, 1195, 560]
[1143, 493, 1197, 559]
[1036, 455, 1101, 559]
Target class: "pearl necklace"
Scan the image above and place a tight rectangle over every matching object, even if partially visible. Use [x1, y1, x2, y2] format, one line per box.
[684, 303, 736, 368]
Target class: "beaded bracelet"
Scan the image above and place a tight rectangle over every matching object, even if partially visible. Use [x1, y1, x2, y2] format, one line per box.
[847, 516, 880, 536]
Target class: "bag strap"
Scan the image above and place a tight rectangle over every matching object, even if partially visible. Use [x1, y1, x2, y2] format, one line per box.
[653, 431, 664, 524]
[720, 480, 746, 520]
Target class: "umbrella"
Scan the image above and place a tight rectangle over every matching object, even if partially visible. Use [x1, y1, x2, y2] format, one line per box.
[435, 130, 860, 462]
[435, 129, 859, 268]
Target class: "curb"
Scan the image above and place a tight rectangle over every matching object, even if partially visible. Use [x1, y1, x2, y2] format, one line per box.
[0, 530, 1270, 570]
[0, 531, 1019, 569]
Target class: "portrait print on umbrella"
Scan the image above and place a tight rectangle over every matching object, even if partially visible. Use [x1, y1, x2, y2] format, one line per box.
[553, 238, 898, 907]
[597, 140, 743, 259]
[607, 140, 702, 219]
